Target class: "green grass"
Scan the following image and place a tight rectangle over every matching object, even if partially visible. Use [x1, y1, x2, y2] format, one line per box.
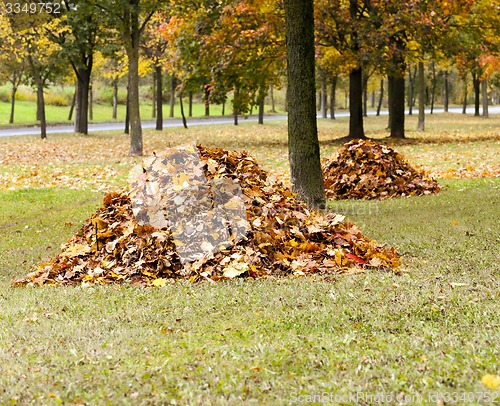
[0, 99, 281, 127]
[0, 114, 499, 404]
[0, 179, 499, 404]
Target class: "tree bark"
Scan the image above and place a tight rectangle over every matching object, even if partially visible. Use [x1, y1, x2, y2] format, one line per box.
[430, 62, 436, 114]
[155, 65, 163, 131]
[320, 73, 327, 118]
[233, 87, 239, 126]
[362, 72, 368, 117]
[74, 65, 91, 134]
[125, 81, 130, 134]
[349, 67, 365, 139]
[258, 83, 265, 124]
[179, 93, 188, 128]
[188, 91, 193, 117]
[9, 85, 18, 124]
[417, 61, 425, 131]
[270, 83, 276, 112]
[284, 0, 325, 209]
[376, 79, 384, 116]
[443, 70, 449, 112]
[68, 86, 76, 121]
[462, 75, 467, 114]
[169, 75, 176, 118]
[88, 81, 93, 121]
[36, 83, 47, 139]
[473, 71, 480, 117]
[481, 79, 489, 118]
[388, 74, 405, 138]
[408, 65, 416, 115]
[330, 75, 337, 119]
[204, 86, 210, 116]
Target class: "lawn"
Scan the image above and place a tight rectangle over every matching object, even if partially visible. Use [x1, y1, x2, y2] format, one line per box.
[0, 113, 499, 404]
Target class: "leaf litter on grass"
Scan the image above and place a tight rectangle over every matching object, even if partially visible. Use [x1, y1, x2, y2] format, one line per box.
[13, 145, 400, 287]
[323, 139, 441, 200]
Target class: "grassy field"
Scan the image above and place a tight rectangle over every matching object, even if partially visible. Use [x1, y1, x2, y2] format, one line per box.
[0, 113, 499, 404]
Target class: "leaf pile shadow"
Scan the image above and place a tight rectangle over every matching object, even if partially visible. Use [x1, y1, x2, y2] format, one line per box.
[13, 145, 400, 287]
[323, 139, 441, 200]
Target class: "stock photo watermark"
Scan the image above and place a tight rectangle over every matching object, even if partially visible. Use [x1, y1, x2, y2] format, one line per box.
[289, 390, 499, 404]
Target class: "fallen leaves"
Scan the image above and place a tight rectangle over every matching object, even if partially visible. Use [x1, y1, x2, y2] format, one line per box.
[482, 374, 500, 390]
[13, 145, 400, 287]
[323, 139, 441, 200]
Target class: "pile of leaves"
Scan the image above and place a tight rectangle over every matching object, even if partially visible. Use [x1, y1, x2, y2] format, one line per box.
[323, 139, 441, 200]
[13, 145, 400, 287]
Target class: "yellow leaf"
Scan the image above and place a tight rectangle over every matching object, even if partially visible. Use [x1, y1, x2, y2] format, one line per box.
[152, 278, 167, 287]
[289, 239, 298, 247]
[223, 261, 249, 278]
[482, 374, 500, 390]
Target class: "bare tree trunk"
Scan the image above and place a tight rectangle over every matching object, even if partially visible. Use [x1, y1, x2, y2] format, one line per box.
[68, 86, 76, 121]
[388, 73, 406, 139]
[270, 83, 276, 112]
[156, 65, 163, 131]
[430, 62, 436, 114]
[169, 75, 176, 118]
[9, 85, 18, 124]
[74, 66, 91, 134]
[417, 61, 425, 131]
[188, 91, 193, 117]
[37, 84, 47, 139]
[88, 81, 93, 121]
[408, 65, 416, 115]
[349, 67, 365, 139]
[112, 79, 118, 120]
[362, 72, 368, 117]
[125, 81, 130, 134]
[473, 71, 480, 116]
[204, 86, 210, 116]
[320, 73, 327, 118]
[179, 92, 188, 128]
[462, 75, 467, 114]
[377, 78, 384, 116]
[222, 100, 225, 116]
[443, 70, 449, 112]
[284, 0, 325, 209]
[330, 75, 337, 119]
[481, 79, 489, 118]
[233, 87, 239, 126]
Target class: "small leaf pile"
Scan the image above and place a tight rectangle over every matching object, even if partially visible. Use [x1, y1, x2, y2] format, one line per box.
[13, 145, 400, 287]
[323, 139, 441, 200]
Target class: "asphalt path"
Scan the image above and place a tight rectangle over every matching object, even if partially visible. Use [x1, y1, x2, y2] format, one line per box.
[0, 106, 498, 138]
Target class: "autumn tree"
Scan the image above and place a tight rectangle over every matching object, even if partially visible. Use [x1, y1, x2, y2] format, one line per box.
[284, 0, 325, 209]
[97, 0, 161, 155]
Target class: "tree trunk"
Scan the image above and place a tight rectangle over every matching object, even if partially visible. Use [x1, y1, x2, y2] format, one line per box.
[258, 83, 265, 124]
[125, 81, 130, 134]
[349, 67, 365, 139]
[462, 75, 467, 114]
[362, 72, 368, 117]
[481, 79, 489, 118]
[68, 87, 76, 121]
[376, 79, 384, 116]
[179, 92, 188, 128]
[169, 75, 176, 118]
[37, 83, 47, 139]
[284, 0, 325, 209]
[388, 74, 405, 138]
[155, 65, 163, 131]
[127, 47, 142, 154]
[408, 65, 416, 115]
[320, 73, 327, 118]
[371, 91, 375, 108]
[222, 100, 225, 116]
[417, 61, 425, 131]
[9, 85, 18, 124]
[330, 75, 337, 119]
[151, 69, 156, 119]
[270, 83, 276, 112]
[112, 79, 118, 120]
[88, 82, 93, 121]
[473, 72, 480, 116]
[430, 62, 436, 114]
[443, 70, 449, 112]
[204, 86, 210, 116]
[188, 91, 193, 117]
[74, 66, 91, 134]
[233, 87, 239, 126]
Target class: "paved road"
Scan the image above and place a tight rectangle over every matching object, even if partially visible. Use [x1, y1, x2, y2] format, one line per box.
[0, 106, 498, 138]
